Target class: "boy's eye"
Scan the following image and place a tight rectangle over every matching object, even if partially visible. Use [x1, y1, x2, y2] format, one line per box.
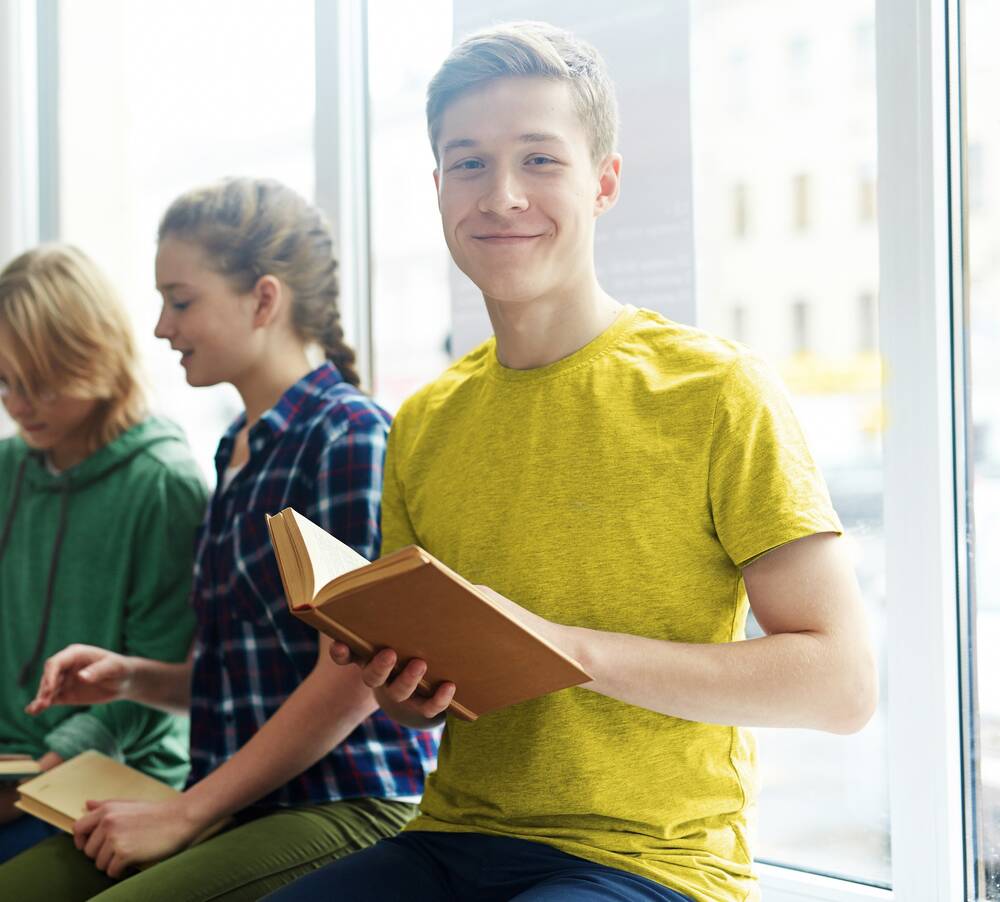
[170, 299, 191, 311]
[526, 155, 556, 166]
[450, 159, 485, 171]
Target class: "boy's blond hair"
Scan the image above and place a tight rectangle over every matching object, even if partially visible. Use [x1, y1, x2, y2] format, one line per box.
[426, 20, 618, 163]
[0, 244, 145, 449]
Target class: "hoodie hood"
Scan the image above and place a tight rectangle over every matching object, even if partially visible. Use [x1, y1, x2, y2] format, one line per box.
[15, 416, 191, 494]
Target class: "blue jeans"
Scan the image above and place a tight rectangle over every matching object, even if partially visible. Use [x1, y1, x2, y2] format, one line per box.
[263, 831, 695, 901]
[0, 814, 59, 864]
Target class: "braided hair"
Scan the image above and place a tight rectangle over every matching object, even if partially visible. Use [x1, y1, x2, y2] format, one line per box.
[158, 178, 361, 388]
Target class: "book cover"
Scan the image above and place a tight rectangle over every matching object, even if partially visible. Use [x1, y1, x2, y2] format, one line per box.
[266, 508, 592, 721]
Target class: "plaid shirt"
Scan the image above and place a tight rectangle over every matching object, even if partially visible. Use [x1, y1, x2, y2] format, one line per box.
[188, 363, 439, 807]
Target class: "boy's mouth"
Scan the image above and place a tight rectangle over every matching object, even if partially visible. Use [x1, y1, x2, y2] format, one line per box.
[473, 233, 543, 243]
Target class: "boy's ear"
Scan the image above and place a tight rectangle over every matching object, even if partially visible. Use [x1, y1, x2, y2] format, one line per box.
[594, 153, 623, 218]
[251, 275, 284, 328]
[433, 168, 442, 210]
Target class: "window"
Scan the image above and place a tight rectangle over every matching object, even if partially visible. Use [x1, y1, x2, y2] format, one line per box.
[859, 169, 877, 223]
[858, 292, 877, 354]
[733, 183, 749, 237]
[964, 0, 1000, 894]
[366, 0, 453, 413]
[732, 304, 748, 343]
[792, 299, 811, 354]
[692, 0, 888, 887]
[793, 173, 812, 231]
[51, 0, 316, 482]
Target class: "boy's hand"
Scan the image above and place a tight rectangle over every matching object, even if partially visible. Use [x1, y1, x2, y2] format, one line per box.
[26, 645, 134, 715]
[328, 644, 454, 728]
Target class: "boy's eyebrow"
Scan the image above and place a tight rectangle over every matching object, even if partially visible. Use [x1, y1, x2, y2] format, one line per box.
[518, 132, 565, 145]
[440, 133, 568, 155]
[441, 138, 479, 154]
[156, 281, 193, 292]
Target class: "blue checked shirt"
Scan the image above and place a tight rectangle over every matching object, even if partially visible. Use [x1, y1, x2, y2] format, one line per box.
[188, 363, 439, 807]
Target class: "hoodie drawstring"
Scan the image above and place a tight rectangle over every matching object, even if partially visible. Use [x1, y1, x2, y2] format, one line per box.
[0, 456, 29, 562]
[1, 458, 73, 687]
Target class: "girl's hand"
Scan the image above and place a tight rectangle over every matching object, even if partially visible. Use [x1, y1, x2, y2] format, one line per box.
[73, 796, 201, 878]
[26, 645, 134, 714]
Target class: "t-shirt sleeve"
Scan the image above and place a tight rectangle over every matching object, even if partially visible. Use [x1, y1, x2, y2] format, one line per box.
[380, 413, 420, 558]
[708, 353, 843, 568]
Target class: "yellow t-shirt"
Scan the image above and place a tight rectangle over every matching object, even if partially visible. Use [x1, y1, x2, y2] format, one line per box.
[384, 306, 842, 902]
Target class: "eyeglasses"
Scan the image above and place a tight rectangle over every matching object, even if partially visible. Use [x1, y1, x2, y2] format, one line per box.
[0, 378, 58, 404]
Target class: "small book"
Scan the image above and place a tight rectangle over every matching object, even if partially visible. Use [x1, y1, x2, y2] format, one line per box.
[0, 754, 42, 781]
[265, 507, 592, 721]
[15, 750, 178, 832]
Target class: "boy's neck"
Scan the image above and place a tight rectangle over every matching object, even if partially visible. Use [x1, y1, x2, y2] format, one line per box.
[486, 281, 623, 371]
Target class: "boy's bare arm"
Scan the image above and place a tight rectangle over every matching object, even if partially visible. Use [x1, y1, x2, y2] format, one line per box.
[331, 532, 877, 734]
[537, 531, 878, 734]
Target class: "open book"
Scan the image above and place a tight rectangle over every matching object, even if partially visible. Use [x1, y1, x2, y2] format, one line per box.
[265, 508, 592, 721]
[15, 750, 179, 832]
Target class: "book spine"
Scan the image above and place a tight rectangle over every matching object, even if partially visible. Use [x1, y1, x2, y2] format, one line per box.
[293, 607, 375, 661]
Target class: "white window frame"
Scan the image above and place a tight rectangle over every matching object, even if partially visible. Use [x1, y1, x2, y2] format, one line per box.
[760, 0, 969, 897]
[315, 0, 374, 389]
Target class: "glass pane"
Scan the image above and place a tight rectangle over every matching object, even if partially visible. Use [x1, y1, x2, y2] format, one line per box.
[55, 0, 315, 481]
[691, 0, 889, 885]
[965, 0, 1000, 894]
[367, 1, 453, 413]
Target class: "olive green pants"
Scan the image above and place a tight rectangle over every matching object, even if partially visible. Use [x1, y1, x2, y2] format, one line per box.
[0, 796, 416, 902]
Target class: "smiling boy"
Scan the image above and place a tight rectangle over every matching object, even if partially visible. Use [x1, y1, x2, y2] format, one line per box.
[269, 21, 878, 902]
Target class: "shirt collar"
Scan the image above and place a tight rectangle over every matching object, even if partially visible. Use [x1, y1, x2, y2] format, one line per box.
[213, 362, 345, 475]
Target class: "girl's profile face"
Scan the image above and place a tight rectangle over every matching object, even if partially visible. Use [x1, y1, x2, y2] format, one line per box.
[153, 237, 259, 388]
[0, 333, 100, 470]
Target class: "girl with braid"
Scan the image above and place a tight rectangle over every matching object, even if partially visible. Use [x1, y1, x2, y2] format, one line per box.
[2, 178, 439, 902]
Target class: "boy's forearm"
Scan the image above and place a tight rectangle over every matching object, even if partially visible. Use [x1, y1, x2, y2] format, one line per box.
[561, 625, 878, 734]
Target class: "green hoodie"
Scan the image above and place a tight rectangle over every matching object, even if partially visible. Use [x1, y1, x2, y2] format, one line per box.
[0, 416, 207, 787]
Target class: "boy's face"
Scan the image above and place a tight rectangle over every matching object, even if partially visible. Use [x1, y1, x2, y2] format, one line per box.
[434, 76, 620, 306]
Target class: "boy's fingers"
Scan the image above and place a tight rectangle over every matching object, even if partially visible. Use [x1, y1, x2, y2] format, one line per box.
[359, 649, 398, 689]
[328, 641, 355, 666]
[380, 657, 427, 703]
[419, 681, 455, 718]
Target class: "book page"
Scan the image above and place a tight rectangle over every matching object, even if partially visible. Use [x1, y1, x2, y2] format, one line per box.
[286, 509, 370, 605]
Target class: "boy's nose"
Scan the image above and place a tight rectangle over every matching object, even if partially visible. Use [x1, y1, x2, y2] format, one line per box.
[478, 171, 529, 216]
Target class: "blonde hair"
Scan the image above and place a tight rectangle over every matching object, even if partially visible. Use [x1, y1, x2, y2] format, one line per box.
[158, 177, 361, 388]
[426, 20, 619, 163]
[0, 244, 146, 449]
